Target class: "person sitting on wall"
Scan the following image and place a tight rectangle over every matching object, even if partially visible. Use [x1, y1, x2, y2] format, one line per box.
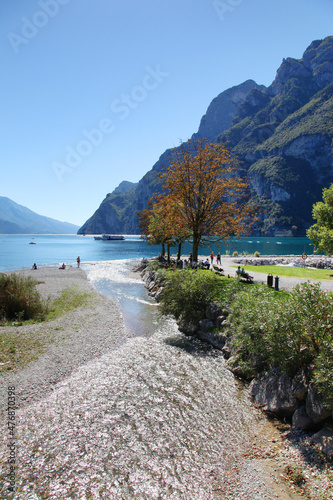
[32, 263, 37, 270]
[59, 263, 66, 269]
[203, 259, 210, 269]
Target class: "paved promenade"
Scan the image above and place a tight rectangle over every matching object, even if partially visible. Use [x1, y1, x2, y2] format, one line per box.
[218, 256, 333, 293]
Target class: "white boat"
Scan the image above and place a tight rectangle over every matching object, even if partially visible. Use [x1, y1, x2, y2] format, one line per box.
[94, 234, 125, 240]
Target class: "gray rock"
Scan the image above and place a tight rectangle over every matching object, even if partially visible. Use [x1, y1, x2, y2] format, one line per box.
[177, 320, 199, 335]
[216, 315, 226, 328]
[205, 302, 222, 321]
[199, 319, 215, 331]
[249, 368, 300, 417]
[291, 370, 308, 401]
[311, 428, 333, 459]
[154, 287, 163, 301]
[196, 330, 226, 350]
[306, 384, 332, 424]
[222, 344, 232, 360]
[292, 406, 313, 430]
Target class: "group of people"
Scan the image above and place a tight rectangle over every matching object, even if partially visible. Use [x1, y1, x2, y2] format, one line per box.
[32, 257, 81, 270]
[163, 251, 224, 271]
[209, 251, 221, 265]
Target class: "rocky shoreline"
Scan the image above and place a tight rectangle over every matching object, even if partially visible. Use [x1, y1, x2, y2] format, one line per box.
[136, 257, 333, 466]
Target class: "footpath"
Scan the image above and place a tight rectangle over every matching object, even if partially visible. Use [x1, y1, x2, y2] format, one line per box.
[217, 255, 333, 292]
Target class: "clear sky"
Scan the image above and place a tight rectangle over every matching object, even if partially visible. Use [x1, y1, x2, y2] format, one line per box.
[1, 0, 332, 226]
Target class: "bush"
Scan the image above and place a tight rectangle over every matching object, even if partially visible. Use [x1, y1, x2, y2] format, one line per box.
[254, 251, 260, 257]
[313, 341, 333, 409]
[160, 269, 225, 323]
[0, 273, 47, 322]
[232, 251, 238, 257]
[228, 282, 333, 406]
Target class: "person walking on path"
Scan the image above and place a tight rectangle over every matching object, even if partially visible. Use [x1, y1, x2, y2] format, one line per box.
[216, 252, 221, 266]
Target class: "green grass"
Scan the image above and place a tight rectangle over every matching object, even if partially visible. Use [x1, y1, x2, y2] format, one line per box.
[233, 265, 333, 280]
[0, 286, 94, 373]
[46, 286, 93, 320]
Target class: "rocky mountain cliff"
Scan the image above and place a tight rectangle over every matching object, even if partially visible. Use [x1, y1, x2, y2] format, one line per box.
[78, 36, 333, 236]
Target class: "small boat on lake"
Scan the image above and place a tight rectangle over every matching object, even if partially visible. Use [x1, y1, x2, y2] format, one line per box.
[94, 234, 125, 241]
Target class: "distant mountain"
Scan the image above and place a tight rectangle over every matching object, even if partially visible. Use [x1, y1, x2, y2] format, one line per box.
[78, 36, 333, 236]
[0, 197, 79, 234]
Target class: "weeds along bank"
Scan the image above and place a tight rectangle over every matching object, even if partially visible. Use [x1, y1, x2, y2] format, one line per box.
[136, 258, 333, 461]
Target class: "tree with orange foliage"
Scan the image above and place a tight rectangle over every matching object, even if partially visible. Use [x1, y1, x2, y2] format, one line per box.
[138, 195, 190, 260]
[154, 138, 256, 262]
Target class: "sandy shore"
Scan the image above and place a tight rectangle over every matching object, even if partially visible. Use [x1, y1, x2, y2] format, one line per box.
[0, 267, 127, 410]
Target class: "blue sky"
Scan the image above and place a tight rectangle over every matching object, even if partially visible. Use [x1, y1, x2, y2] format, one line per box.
[1, 0, 333, 227]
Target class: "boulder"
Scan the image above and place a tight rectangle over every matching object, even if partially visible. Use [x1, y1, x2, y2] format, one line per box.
[154, 287, 164, 301]
[291, 370, 308, 401]
[249, 368, 300, 416]
[306, 384, 332, 424]
[205, 301, 222, 321]
[196, 330, 226, 350]
[292, 406, 313, 430]
[216, 315, 227, 328]
[311, 428, 333, 459]
[199, 318, 215, 331]
[177, 319, 199, 336]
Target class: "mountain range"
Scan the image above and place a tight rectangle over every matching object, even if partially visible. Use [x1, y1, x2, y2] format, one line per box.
[78, 36, 333, 236]
[0, 197, 79, 234]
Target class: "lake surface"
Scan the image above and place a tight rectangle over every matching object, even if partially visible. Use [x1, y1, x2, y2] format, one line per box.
[0, 234, 315, 272]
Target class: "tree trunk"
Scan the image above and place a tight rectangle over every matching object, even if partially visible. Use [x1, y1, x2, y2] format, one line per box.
[161, 243, 165, 256]
[177, 243, 182, 261]
[192, 236, 199, 263]
[167, 244, 170, 263]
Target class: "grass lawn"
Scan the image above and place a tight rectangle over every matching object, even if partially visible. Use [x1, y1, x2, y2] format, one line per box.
[235, 265, 333, 280]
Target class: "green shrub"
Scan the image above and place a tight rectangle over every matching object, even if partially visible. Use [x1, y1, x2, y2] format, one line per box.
[228, 282, 333, 377]
[254, 251, 260, 257]
[232, 251, 238, 257]
[160, 269, 225, 323]
[0, 273, 48, 322]
[313, 341, 333, 409]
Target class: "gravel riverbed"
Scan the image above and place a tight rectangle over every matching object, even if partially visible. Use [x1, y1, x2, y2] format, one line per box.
[0, 266, 332, 499]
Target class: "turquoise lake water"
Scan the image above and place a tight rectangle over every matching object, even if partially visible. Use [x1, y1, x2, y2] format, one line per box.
[0, 234, 315, 272]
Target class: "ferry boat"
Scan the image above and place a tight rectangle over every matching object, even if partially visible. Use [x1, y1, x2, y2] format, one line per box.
[94, 234, 125, 240]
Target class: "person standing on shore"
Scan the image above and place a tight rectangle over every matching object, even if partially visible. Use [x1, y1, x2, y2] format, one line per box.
[210, 251, 215, 264]
[77, 256, 81, 268]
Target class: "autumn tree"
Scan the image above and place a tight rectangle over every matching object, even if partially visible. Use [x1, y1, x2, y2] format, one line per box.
[307, 183, 333, 254]
[137, 195, 189, 260]
[152, 139, 256, 262]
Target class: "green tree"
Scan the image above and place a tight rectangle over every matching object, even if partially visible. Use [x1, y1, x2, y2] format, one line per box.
[307, 184, 333, 254]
